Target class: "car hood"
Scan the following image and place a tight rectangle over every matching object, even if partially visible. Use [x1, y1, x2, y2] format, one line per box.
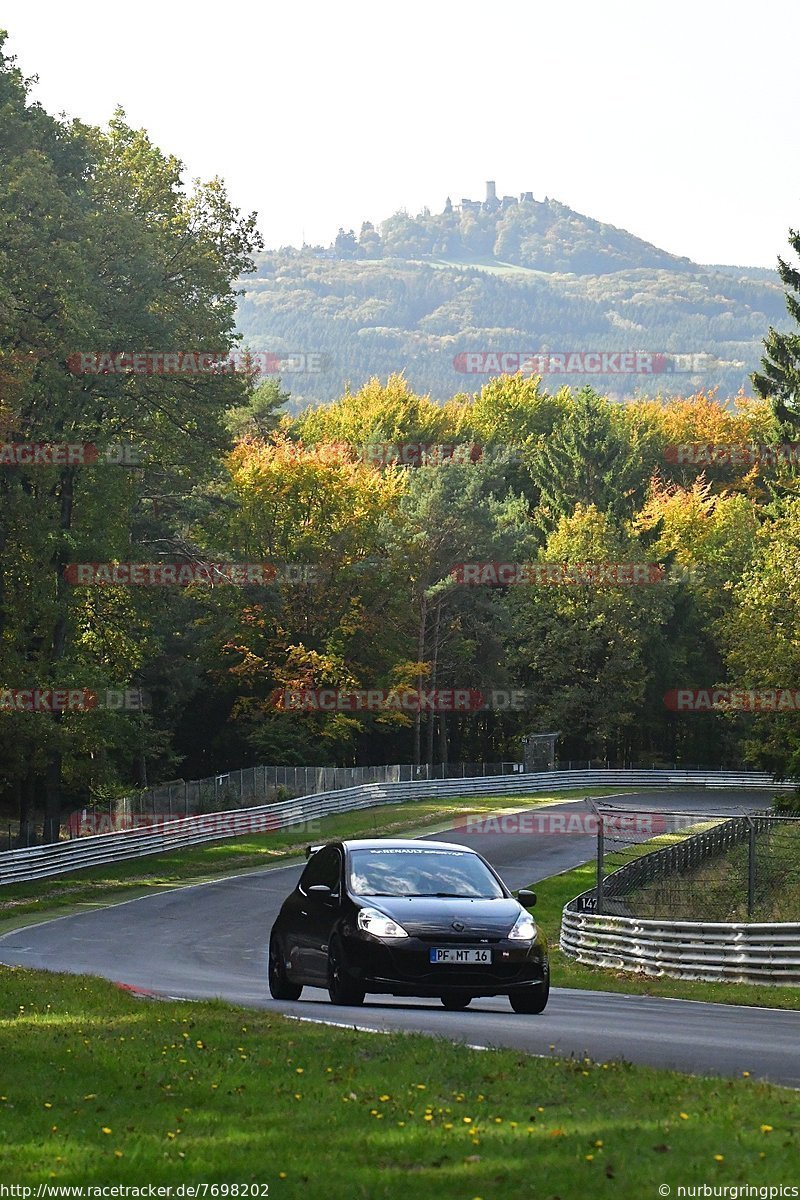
[357, 895, 525, 938]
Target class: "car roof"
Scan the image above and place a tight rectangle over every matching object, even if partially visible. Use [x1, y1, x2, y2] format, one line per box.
[304, 837, 481, 860]
[340, 838, 474, 852]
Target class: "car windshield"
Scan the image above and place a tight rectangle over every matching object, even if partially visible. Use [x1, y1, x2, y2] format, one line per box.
[348, 847, 505, 899]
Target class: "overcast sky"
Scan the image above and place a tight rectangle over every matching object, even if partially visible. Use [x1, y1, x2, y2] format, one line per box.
[3, 0, 798, 268]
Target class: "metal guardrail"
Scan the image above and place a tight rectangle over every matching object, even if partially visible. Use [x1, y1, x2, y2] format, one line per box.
[561, 810, 800, 984]
[560, 909, 800, 985]
[0, 768, 782, 887]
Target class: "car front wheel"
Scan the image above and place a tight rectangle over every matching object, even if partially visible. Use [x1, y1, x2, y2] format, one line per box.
[327, 937, 366, 1006]
[268, 933, 303, 1001]
[509, 977, 549, 1014]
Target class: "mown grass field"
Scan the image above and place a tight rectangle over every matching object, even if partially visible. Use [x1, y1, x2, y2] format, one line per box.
[2, 967, 798, 1196]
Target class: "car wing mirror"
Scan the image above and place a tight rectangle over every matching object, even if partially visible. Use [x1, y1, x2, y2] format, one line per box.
[517, 889, 537, 907]
[308, 884, 337, 906]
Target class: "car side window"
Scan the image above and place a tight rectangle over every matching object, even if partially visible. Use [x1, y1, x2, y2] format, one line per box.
[299, 846, 341, 895]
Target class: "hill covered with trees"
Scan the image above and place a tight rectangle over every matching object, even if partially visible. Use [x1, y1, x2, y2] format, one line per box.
[237, 189, 786, 407]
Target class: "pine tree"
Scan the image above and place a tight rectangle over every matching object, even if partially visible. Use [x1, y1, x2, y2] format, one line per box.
[752, 228, 800, 432]
[527, 387, 649, 527]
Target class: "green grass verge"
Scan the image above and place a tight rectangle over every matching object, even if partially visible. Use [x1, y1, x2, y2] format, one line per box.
[0, 787, 631, 928]
[534, 858, 800, 1010]
[2, 967, 797, 1194]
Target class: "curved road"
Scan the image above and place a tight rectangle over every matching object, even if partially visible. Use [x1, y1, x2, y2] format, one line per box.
[3, 789, 800, 1087]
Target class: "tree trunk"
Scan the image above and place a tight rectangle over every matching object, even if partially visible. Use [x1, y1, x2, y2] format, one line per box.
[413, 593, 427, 768]
[43, 465, 76, 843]
[426, 600, 441, 769]
[14, 773, 37, 847]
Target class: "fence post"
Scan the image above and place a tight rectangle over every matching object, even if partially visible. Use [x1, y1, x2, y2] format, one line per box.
[747, 817, 756, 918]
[594, 804, 605, 915]
[578, 796, 604, 916]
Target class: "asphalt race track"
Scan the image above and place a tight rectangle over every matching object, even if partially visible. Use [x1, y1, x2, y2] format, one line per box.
[3, 789, 800, 1087]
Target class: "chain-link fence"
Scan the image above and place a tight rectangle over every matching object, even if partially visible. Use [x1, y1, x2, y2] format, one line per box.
[58, 760, 524, 838]
[581, 802, 800, 922]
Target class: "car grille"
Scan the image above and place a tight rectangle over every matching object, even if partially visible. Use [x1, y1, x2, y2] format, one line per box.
[405, 922, 509, 942]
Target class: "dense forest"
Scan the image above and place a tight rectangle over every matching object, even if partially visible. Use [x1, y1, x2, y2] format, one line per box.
[4, 38, 800, 842]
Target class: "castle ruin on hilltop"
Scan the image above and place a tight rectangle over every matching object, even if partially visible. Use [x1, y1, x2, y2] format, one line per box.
[444, 181, 535, 215]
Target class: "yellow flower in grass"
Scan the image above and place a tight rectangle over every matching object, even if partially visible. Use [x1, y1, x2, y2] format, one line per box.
[101, 1127, 112, 1135]
[714, 1155, 724, 1163]
[679, 1113, 689, 1120]
[761, 1125, 773, 1133]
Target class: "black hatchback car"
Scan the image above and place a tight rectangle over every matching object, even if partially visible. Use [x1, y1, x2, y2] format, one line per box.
[268, 838, 549, 1012]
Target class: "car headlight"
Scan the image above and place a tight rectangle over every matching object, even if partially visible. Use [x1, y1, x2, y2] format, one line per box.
[357, 907, 409, 939]
[508, 910, 537, 941]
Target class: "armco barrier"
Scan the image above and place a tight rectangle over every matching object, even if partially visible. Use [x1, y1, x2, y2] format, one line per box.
[560, 909, 800, 985]
[561, 810, 800, 984]
[0, 768, 783, 887]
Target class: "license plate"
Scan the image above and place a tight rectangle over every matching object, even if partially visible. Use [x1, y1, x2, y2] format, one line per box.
[429, 947, 492, 965]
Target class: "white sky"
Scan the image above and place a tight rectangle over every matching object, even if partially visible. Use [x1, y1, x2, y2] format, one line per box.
[3, 0, 798, 267]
